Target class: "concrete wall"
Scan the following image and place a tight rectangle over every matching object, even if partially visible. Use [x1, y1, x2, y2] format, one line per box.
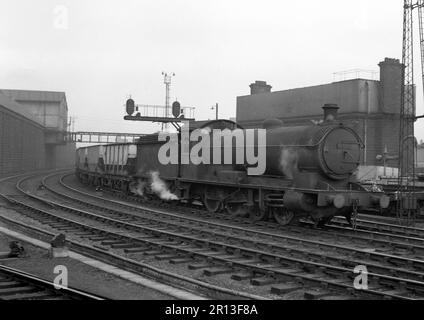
[50, 142, 76, 169]
[0, 90, 75, 177]
[0, 105, 46, 177]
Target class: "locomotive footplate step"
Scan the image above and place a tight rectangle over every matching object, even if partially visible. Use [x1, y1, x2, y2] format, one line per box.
[270, 283, 302, 295]
[304, 290, 333, 300]
[203, 267, 234, 276]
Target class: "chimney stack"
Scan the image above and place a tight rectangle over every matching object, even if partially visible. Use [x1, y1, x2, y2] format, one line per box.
[250, 81, 272, 95]
[322, 104, 339, 122]
[378, 58, 403, 114]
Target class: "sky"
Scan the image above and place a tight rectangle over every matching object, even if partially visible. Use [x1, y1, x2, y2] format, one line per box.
[1, 0, 424, 139]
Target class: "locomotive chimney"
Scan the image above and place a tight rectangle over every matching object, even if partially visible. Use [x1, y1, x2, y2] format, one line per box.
[322, 104, 339, 122]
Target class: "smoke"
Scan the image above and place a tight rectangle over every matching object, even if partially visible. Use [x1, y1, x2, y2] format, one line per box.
[149, 171, 179, 201]
[280, 148, 298, 179]
[129, 179, 145, 196]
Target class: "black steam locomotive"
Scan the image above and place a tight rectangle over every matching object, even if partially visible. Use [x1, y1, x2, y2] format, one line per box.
[76, 104, 389, 226]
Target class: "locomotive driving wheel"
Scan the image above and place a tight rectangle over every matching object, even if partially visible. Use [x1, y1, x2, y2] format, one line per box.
[203, 196, 223, 213]
[273, 207, 295, 226]
[248, 205, 268, 221]
[226, 203, 249, 218]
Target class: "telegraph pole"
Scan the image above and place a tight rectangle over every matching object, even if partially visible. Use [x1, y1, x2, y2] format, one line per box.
[211, 103, 219, 120]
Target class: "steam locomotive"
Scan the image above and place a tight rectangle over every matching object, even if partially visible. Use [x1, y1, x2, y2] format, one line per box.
[76, 104, 390, 226]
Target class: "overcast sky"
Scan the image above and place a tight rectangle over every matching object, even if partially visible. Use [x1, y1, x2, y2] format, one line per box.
[2, 0, 424, 139]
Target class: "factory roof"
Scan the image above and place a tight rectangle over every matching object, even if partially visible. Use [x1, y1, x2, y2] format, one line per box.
[0, 89, 67, 110]
[238, 78, 379, 99]
[0, 91, 43, 126]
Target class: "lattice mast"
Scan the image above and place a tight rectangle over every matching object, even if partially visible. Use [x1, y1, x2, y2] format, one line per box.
[398, 0, 420, 222]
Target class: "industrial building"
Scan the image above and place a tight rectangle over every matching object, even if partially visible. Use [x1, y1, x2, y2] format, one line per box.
[236, 58, 406, 169]
[0, 89, 75, 177]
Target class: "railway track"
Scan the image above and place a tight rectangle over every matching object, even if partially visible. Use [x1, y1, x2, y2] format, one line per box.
[9, 171, 424, 299]
[57, 173, 424, 260]
[0, 172, 265, 300]
[328, 216, 424, 238]
[5, 170, 424, 299]
[0, 264, 104, 300]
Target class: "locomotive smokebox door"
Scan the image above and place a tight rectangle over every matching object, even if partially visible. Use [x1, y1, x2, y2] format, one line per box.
[172, 101, 181, 118]
[126, 98, 135, 116]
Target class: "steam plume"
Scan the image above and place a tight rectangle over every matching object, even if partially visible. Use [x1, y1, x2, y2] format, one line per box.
[149, 171, 179, 201]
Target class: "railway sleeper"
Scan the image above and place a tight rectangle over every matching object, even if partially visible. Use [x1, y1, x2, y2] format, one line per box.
[188, 262, 214, 270]
[231, 272, 254, 281]
[270, 283, 303, 295]
[250, 277, 278, 286]
[203, 267, 233, 276]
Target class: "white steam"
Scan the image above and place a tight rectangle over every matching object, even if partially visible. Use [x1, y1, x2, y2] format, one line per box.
[149, 171, 179, 201]
[280, 148, 298, 179]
